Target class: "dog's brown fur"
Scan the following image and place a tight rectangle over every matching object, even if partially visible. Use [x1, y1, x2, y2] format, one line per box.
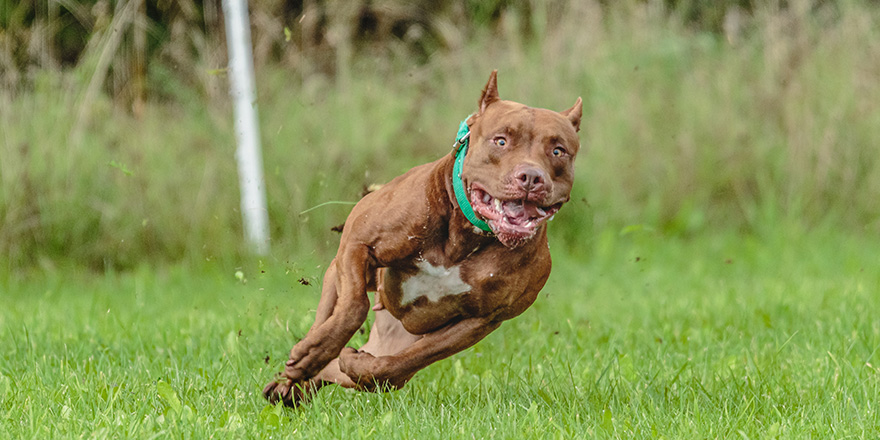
[264, 71, 582, 406]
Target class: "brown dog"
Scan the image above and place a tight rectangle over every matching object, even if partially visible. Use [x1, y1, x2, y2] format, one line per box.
[263, 70, 582, 407]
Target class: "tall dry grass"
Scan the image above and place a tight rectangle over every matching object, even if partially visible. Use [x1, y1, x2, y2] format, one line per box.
[1, 0, 879, 270]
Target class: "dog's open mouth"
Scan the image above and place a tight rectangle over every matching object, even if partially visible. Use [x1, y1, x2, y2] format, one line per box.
[469, 185, 561, 247]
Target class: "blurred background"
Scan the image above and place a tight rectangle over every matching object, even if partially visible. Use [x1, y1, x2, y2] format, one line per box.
[1, 0, 879, 272]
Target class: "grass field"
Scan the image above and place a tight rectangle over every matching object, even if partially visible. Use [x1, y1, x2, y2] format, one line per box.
[2, 226, 878, 438]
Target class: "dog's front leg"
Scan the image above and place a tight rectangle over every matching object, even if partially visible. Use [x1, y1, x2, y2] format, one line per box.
[338, 316, 502, 390]
[264, 245, 372, 406]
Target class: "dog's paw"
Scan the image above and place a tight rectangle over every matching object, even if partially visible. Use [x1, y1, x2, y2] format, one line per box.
[262, 379, 293, 406]
[282, 357, 309, 383]
[339, 348, 409, 391]
[338, 348, 380, 390]
[262, 377, 311, 408]
[338, 347, 372, 367]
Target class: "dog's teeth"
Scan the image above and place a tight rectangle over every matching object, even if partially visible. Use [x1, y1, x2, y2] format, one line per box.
[494, 199, 503, 212]
[525, 220, 534, 228]
[483, 193, 492, 204]
[537, 207, 547, 216]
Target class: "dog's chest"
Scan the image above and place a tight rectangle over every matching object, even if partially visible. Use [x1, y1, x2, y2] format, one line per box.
[391, 260, 472, 306]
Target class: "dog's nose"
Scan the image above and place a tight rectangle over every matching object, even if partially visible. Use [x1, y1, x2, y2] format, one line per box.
[515, 167, 547, 193]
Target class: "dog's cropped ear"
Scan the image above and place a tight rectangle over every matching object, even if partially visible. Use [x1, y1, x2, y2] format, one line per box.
[560, 97, 583, 132]
[477, 70, 500, 115]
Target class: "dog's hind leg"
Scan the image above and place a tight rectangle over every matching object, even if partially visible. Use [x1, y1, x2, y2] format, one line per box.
[360, 269, 423, 358]
[359, 309, 422, 358]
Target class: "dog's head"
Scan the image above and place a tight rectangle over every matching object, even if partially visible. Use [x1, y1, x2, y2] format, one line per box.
[460, 70, 582, 248]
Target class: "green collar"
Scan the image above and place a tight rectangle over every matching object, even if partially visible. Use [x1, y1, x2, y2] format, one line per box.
[452, 118, 493, 233]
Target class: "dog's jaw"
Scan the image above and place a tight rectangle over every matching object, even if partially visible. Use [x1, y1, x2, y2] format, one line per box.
[468, 184, 562, 248]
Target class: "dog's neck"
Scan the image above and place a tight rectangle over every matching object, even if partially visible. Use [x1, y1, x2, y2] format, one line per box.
[435, 154, 512, 261]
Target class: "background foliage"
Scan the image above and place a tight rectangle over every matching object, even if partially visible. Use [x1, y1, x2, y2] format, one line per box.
[2, 0, 879, 270]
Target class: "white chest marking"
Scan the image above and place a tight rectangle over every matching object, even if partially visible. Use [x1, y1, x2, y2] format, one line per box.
[400, 261, 472, 305]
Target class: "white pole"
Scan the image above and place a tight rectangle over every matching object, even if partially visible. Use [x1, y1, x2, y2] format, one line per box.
[222, 0, 269, 255]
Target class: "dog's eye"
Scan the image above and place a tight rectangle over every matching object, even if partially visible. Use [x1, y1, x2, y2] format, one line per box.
[492, 136, 507, 147]
[552, 146, 566, 157]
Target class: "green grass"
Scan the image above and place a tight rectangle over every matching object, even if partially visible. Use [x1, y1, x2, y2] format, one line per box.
[2, 227, 878, 438]
[3, 1, 880, 269]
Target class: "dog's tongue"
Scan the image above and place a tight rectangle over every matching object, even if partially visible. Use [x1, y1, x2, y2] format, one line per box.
[522, 201, 543, 218]
[502, 200, 541, 224]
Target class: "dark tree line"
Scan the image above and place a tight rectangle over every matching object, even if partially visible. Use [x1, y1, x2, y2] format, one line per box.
[1, 0, 759, 97]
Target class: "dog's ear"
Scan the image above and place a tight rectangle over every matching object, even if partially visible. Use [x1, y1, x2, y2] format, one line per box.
[560, 97, 583, 132]
[478, 70, 500, 115]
